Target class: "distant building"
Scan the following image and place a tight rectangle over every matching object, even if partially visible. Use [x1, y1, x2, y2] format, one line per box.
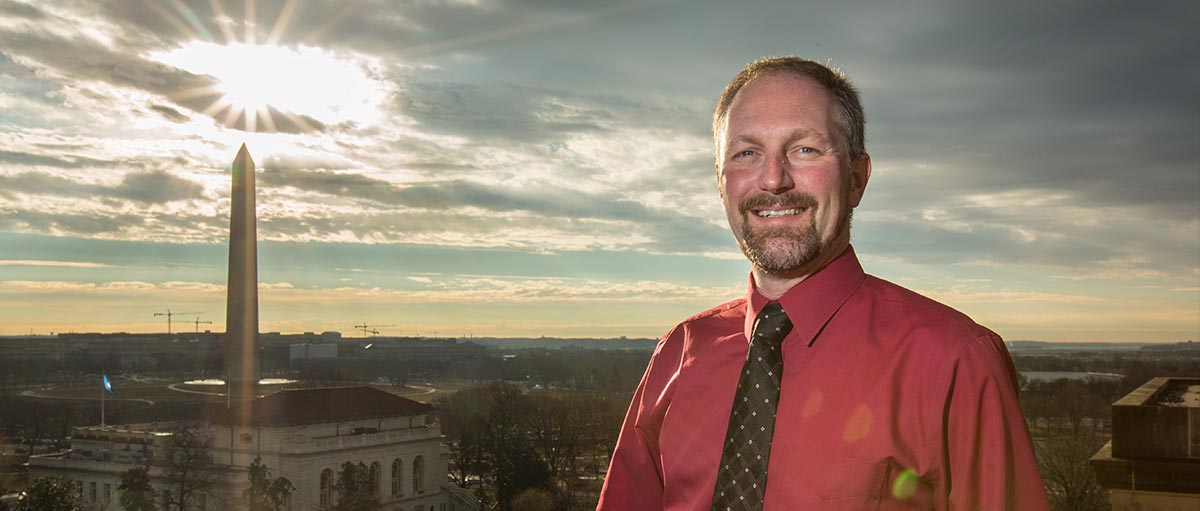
[289, 343, 339, 361]
[1091, 377, 1200, 510]
[29, 386, 480, 511]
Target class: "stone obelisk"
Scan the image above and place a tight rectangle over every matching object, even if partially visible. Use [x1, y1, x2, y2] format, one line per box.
[226, 144, 260, 397]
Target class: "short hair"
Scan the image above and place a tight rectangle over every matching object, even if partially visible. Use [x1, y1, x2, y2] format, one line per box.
[713, 56, 865, 161]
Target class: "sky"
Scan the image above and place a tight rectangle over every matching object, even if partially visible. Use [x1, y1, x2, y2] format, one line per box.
[0, 0, 1196, 341]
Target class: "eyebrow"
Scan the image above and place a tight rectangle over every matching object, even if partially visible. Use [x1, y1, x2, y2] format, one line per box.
[728, 128, 831, 148]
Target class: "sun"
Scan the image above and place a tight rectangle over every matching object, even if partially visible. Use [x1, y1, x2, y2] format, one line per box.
[152, 42, 387, 133]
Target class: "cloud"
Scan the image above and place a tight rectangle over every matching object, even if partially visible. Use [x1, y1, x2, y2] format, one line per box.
[0, 12, 325, 134]
[0, 150, 118, 168]
[0, 275, 738, 304]
[115, 171, 206, 204]
[0, 210, 146, 236]
[0, 0, 1196, 340]
[0, 170, 204, 204]
[397, 80, 609, 143]
[148, 104, 189, 123]
[0, 260, 112, 268]
[922, 286, 1103, 305]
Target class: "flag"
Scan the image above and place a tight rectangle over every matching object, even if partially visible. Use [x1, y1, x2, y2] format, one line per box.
[102, 373, 113, 395]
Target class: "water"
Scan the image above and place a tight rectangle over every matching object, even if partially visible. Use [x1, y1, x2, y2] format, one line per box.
[181, 378, 298, 386]
[1020, 371, 1122, 382]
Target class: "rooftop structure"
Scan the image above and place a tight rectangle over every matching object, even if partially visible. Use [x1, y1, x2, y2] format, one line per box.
[30, 386, 479, 510]
[1091, 377, 1200, 510]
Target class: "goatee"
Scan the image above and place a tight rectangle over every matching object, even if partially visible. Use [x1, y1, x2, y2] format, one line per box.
[736, 191, 849, 274]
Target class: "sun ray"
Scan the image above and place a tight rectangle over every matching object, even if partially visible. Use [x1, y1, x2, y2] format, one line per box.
[245, 0, 256, 45]
[223, 102, 242, 129]
[167, 84, 223, 101]
[267, 0, 302, 46]
[167, 0, 214, 41]
[144, 0, 200, 41]
[272, 108, 316, 134]
[299, 6, 354, 45]
[202, 95, 235, 118]
[257, 106, 277, 133]
[208, 0, 238, 44]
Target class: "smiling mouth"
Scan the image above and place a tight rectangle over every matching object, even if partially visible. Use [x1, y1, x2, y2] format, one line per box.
[754, 208, 806, 218]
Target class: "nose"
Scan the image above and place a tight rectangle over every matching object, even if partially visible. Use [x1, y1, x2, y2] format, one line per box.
[758, 153, 794, 194]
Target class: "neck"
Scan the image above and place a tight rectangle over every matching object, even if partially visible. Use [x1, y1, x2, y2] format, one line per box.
[752, 238, 849, 300]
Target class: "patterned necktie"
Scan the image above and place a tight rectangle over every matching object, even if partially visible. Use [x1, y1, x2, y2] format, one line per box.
[711, 302, 792, 511]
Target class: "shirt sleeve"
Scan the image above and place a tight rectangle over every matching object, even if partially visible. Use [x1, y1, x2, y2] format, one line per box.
[596, 332, 680, 511]
[936, 334, 1051, 511]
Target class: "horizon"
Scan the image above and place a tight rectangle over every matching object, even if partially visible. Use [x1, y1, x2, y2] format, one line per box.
[1, 1, 1197, 342]
[0, 331, 1192, 346]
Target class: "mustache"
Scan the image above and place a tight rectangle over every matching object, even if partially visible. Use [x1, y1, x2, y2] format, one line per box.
[738, 191, 818, 215]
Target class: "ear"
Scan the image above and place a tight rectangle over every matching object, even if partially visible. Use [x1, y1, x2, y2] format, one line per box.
[716, 161, 725, 199]
[847, 153, 871, 208]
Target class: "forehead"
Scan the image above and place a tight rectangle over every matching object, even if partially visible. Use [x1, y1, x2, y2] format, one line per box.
[723, 73, 838, 140]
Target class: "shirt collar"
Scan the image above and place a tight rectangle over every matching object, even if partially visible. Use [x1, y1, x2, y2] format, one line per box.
[743, 245, 866, 347]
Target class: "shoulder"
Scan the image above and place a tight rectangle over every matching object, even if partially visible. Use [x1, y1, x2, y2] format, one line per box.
[679, 297, 745, 328]
[858, 274, 996, 348]
[652, 297, 745, 354]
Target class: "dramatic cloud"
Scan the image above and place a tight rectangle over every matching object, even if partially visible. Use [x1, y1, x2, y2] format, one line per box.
[0, 0, 1195, 339]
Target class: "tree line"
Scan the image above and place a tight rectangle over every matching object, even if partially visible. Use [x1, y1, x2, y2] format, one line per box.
[436, 381, 627, 511]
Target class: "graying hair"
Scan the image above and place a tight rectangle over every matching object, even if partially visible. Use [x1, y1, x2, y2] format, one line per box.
[713, 56, 865, 162]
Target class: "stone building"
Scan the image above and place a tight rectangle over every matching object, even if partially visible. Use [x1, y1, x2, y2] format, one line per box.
[30, 385, 480, 511]
[1091, 377, 1200, 510]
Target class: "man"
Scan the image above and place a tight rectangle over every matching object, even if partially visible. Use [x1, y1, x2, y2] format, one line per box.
[596, 57, 1049, 510]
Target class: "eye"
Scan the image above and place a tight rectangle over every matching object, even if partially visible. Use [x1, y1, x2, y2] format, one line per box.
[729, 149, 757, 161]
[787, 146, 821, 163]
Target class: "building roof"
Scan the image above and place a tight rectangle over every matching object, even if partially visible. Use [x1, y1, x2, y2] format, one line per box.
[204, 386, 434, 426]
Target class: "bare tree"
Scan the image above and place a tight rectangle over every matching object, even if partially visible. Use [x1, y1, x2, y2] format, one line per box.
[436, 387, 490, 491]
[118, 466, 156, 511]
[245, 456, 294, 511]
[17, 476, 84, 511]
[160, 425, 216, 511]
[1036, 431, 1110, 511]
[333, 461, 381, 511]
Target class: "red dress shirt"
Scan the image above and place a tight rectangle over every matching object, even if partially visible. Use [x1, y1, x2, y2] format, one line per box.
[597, 247, 1050, 510]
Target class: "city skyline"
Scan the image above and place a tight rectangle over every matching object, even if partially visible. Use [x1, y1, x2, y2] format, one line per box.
[0, 1, 1197, 341]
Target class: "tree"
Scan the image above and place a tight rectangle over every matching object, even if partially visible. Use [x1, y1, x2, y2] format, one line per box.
[478, 382, 551, 511]
[118, 466, 156, 511]
[17, 476, 84, 511]
[525, 392, 583, 484]
[510, 488, 556, 511]
[161, 425, 216, 511]
[333, 461, 381, 511]
[436, 388, 490, 491]
[245, 456, 294, 511]
[1037, 431, 1110, 511]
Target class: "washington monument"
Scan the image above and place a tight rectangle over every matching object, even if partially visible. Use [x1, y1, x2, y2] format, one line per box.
[225, 143, 261, 397]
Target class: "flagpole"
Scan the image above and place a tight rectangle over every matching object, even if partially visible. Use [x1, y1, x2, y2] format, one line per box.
[101, 382, 105, 427]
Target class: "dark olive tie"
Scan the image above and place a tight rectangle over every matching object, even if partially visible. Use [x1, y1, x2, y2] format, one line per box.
[711, 302, 792, 511]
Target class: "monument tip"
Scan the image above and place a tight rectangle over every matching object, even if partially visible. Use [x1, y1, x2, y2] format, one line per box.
[234, 143, 254, 167]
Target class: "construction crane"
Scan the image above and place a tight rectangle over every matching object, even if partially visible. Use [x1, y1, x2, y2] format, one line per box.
[192, 318, 213, 333]
[154, 309, 201, 335]
[354, 323, 395, 338]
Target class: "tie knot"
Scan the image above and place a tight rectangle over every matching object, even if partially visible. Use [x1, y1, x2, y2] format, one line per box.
[753, 302, 792, 344]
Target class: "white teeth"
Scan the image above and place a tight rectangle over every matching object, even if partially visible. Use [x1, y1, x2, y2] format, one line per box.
[755, 208, 803, 218]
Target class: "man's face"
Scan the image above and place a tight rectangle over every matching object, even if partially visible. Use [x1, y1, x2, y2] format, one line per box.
[717, 73, 869, 275]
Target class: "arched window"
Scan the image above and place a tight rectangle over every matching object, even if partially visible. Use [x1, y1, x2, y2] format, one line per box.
[391, 458, 403, 496]
[412, 455, 425, 493]
[369, 462, 382, 498]
[319, 468, 334, 508]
